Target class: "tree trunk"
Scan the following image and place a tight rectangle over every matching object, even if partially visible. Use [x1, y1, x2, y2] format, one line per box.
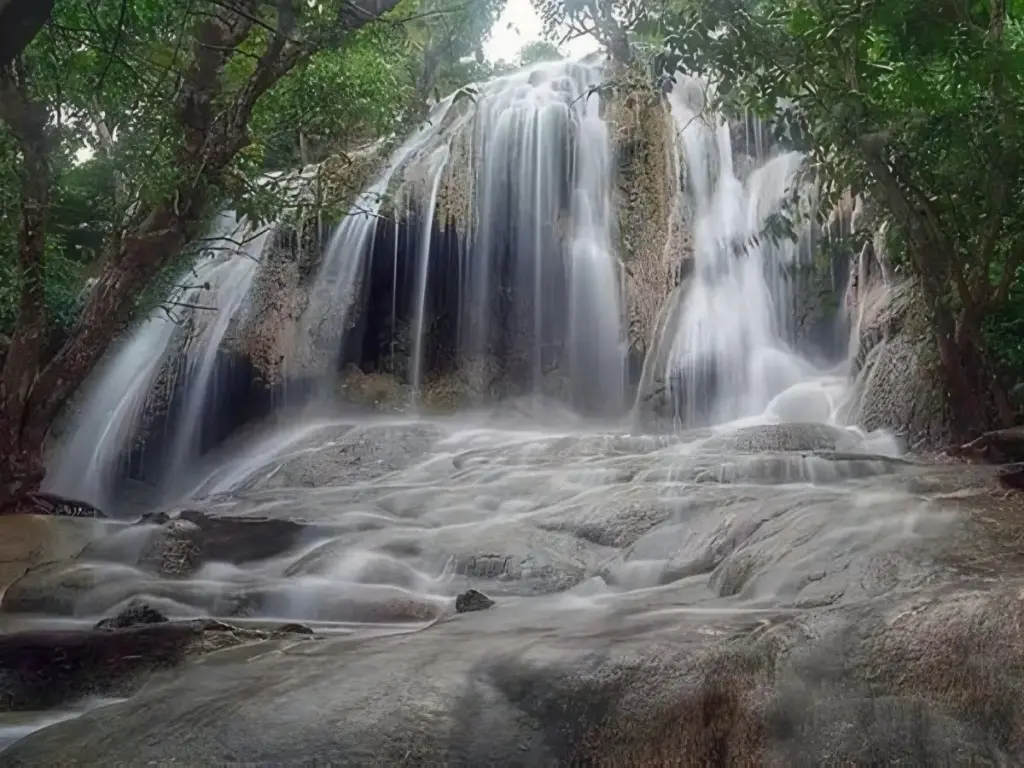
[0, 0, 54, 67]
[934, 304, 1013, 443]
[0, 63, 52, 512]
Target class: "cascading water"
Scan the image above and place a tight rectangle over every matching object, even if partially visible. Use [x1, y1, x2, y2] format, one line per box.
[664, 75, 848, 427]
[46, 212, 270, 509]
[409, 145, 451, 399]
[161, 217, 269, 489]
[342, 59, 628, 415]
[458, 60, 626, 413]
[296, 104, 454, 384]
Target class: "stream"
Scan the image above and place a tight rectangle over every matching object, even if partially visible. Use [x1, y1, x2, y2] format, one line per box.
[3, 408, 1020, 762]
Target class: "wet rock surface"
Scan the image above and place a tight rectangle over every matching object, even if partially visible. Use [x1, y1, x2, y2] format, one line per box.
[0, 618, 275, 713]
[94, 600, 168, 631]
[455, 589, 494, 613]
[3, 416, 1022, 761]
[0, 515, 112, 594]
[245, 422, 446, 489]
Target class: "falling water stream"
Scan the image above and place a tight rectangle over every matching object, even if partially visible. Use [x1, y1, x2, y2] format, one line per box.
[46, 212, 272, 510]
[10, 63, 997, 763]
[296, 101, 455, 384]
[458, 60, 627, 412]
[665, 76, 850, 428]
[304, 60, 628, 413]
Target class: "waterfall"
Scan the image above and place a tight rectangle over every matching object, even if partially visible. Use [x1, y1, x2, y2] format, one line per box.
[161, 215, 269, 488]
[460, 60, 626, 412]
[46, 212, 270, 509]
[339, 58, 628, 415]
[664, 75, 847, 427]
[296, 102, 455, 384]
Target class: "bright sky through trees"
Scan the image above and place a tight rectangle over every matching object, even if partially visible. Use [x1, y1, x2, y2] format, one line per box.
[484, 0, 598, 62]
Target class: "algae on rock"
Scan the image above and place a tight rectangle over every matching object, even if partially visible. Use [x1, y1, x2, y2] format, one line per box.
[606, 78, 691, 368]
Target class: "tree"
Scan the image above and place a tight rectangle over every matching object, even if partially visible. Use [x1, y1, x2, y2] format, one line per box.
[518, 40, 563, 65]
[661, 0, 1024, 441]
[0, 0, 409, 512]
[251, 25, 411, 168]
[399, 0, 505, 113]
[0, 0, 54, 66]
[533, 0, 644, 63]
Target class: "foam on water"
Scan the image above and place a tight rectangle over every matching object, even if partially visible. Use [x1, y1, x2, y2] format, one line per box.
[663, 75, 867, 436]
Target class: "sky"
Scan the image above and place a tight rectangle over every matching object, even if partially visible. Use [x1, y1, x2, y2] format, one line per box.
[483, 0, 599, 63]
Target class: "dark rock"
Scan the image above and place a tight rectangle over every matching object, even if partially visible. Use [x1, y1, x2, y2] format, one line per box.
[137, 511, 171, 526]
[274, 623, 314, 636]
[94, 601, 169, 631]
[177, 509, 329, 564]
[455, 589, 495, 613]
[998, 464, 1024, 491]
[137, 518, 203, 578]
[0, 492, 107, 519]
[0, 619, 266, 712]
[129, 510, 333, 582]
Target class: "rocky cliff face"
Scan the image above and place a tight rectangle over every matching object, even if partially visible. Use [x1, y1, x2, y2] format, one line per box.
[607, 80, 690, 372]
[841, 223, 950, 450]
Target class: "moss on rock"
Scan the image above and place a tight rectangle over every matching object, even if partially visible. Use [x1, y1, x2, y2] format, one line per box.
[336, 365, 410, 411]
[606, 79, 690, 366]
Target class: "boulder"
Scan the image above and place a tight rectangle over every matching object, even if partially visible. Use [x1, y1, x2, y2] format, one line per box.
[0, 618, 273, 712]
[83, 509, 339, 581]
[94, 600, 168, 631]
[455, 589, 494, 613]
[248, 422, 444, 489]
[841, 245, 949, 450]
[136, 518, 203, 578]
[0, 515, 112, 594]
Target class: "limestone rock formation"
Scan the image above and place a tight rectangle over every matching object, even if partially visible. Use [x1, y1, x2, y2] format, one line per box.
[607, 79, 690, 369]
[632, 281, 688, 432]
[841, 227, 949, 449]
[0, 515, 111, 594]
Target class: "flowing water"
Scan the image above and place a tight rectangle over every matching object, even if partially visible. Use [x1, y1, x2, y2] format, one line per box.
[463, 60, 626, 412]
[295, 103, 455, 385]
[46, 212, 271, 510]
[665, 76, 849, 428]
[3, 405, 993, 759]
[327, 59, 628, 413]
[10, 66, 1015, 762]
